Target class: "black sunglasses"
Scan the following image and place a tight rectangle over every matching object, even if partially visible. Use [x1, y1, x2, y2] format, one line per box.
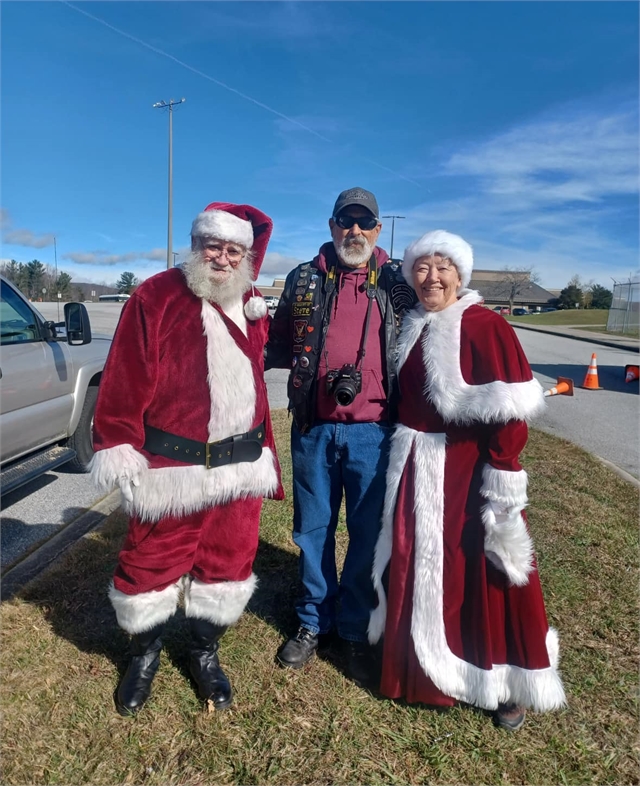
[334, 214, 379, 231]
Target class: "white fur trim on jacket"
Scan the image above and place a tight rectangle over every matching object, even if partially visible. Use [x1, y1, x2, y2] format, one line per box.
[90, 443, 149, 493]
[480, 464, 533, 585]
[369, 426, 566, 711]
[481, 500, 534, 586]
[368, 424, 421, 645]
[481, 464, 528, 508]
[115, 300, 278, 522]
[184, 574, 257, 626]
[109, 580, 181, 634]
[191, 210, 254, 249]
[403, 230, 473, 290]
[397, 292, 546, 425]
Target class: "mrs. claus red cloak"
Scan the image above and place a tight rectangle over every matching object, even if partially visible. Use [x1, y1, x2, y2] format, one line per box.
[368, 290, 566, 712]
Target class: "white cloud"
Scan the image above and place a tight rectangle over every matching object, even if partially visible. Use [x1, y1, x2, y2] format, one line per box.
[62, 248, 168, 266]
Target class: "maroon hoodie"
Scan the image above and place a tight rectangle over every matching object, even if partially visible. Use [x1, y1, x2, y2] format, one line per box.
[313, 242, 390, 423]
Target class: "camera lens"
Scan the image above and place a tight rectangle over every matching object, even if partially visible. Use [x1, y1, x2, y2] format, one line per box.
[334, 379, 357, 406]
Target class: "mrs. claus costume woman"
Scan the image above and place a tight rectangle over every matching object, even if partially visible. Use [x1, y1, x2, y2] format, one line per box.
[368, 231, 566, 731]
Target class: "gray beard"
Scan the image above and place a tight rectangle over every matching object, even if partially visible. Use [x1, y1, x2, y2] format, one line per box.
[334, 236, 374, 268]
[182, 251, 252, 307]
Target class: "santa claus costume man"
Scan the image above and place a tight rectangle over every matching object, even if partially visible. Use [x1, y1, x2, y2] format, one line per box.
[368, 230, 566, 731]
[91, 202, 283, 716]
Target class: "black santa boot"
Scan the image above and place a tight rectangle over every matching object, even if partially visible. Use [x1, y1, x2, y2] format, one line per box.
[188, 618, 233, 710]
[115, 622, 165, 716]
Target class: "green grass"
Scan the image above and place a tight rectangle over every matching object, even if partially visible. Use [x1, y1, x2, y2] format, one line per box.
[507, 310, 610, 327]
[2, 411, 638, 785]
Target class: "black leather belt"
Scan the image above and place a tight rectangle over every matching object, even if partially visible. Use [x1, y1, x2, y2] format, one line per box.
[143, 422, 266, 469]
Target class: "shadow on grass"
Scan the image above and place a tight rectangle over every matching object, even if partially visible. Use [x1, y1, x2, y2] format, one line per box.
[16, 523, 303, 690]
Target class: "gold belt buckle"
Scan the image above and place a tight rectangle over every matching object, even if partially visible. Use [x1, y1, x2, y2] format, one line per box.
[205, 442, 211, 470]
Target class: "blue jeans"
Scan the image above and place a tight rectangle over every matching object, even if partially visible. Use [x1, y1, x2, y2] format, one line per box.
[291, 420, 391, 643]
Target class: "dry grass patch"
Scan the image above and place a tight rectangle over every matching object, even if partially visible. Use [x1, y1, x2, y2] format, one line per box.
[2, 411, 638, 785]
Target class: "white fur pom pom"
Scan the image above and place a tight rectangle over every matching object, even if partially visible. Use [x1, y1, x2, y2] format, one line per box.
[244, 296, 268, 320]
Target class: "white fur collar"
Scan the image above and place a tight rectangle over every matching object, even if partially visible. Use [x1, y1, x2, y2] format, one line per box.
[398, 291, 545, 425]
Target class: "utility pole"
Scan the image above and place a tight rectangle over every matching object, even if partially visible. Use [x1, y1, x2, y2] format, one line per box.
[382, 215, 405, 260]
[153, 98, 186, 268]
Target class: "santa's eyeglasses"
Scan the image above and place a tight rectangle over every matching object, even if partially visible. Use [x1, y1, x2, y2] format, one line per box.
[201, 240, 245, 263]
[333, 214, 379, 231]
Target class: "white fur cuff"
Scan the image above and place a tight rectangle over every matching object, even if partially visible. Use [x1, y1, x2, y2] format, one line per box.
[90, 444, 149, 492]
[109, 580, 181, 634]
[482, 501, 534, 586]
[481, 465, 528, 508]
[184, 574, 257, 626]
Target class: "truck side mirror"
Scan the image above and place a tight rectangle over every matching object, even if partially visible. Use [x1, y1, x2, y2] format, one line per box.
[64, 302, 92, 345]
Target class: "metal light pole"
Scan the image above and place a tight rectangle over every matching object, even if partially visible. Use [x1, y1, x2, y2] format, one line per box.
[382, 215, 405, 260]
[153, 98, 186, 268]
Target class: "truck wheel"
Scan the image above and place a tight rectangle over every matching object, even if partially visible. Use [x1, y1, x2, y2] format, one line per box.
[66, 386, 98, 472]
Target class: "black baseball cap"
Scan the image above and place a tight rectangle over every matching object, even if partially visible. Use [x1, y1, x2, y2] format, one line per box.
[332, 187, 380, 220]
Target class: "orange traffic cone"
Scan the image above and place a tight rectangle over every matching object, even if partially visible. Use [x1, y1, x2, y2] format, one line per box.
[581, 353, 603, 390]
[544, 376, 574, 397]
[625, 364, 639, 383]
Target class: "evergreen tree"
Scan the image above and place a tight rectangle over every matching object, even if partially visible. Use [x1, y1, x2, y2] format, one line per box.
[117, 271, 139, 294]
[588, 284, 613, 309]
[25, 260, 46, 300]
[55, 272, 73, 300]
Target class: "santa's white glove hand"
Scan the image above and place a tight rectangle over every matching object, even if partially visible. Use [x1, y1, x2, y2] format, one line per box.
[118, 474, 140, 504]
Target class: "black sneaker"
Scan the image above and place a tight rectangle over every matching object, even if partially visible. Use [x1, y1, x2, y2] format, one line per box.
[277, 626, 319, 669]
[344, 640, 379, 688]
[495, 703, 526, 731]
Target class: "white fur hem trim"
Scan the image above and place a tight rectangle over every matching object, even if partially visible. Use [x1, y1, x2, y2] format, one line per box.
[122, 447, 279, 521]
[482, 501, 534, 586]
[184, 574, 257, 625]
[368, 425, 418, 645]
[481, 465, 528, 508]
[191, 210, 253, 249]
[409, 432, 565, 711]
[90, 444, 149, 492]
[397, 292, 546, 425]
[109, 580, 180, 634]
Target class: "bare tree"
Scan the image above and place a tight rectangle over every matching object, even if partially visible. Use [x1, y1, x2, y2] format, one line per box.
[496, 267, 541, 313]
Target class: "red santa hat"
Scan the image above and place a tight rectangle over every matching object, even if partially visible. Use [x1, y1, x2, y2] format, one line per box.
[403, 230, 474, 290]
[191, 202, 273, 320]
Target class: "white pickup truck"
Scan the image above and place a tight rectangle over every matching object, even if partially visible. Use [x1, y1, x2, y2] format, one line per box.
[0, 275, 112, 496]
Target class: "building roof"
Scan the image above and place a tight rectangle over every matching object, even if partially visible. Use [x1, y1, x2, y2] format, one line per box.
[469, 278, 556, 305]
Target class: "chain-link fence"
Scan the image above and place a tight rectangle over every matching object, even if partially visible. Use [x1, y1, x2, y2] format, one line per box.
[607, 278, 640, 334]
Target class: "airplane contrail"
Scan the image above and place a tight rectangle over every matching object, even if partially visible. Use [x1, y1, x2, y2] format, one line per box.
[61, 1, 423, 188]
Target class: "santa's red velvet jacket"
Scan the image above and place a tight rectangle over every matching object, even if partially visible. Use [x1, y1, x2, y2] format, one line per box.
[91, 267, 284, 523]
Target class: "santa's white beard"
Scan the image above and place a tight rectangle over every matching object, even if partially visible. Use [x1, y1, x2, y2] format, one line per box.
[334, 235, 374, 268]
[182, 251, 253, 307]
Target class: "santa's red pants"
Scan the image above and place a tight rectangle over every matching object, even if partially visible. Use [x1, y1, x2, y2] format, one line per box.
[113, 496, 263, 596]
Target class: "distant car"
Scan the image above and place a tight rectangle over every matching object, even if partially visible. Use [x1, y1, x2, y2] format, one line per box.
[493, 306, 510, 315]
[512, 308, 529, 316]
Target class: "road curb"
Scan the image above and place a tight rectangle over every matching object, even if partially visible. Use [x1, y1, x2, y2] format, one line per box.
[594, 455, 640, 489]
[1, 490, 121, 601]
[511, 323, 639, 353]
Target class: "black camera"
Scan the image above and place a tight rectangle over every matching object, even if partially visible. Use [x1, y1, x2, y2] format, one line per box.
[326, 364, 362, 406]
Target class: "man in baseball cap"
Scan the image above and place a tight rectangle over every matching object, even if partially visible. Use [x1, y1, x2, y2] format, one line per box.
[266, 187, 415, 688]
[332, 187, 380, 220]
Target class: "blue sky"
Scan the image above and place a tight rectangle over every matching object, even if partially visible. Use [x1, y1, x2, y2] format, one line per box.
[2, 1, 638, 290]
